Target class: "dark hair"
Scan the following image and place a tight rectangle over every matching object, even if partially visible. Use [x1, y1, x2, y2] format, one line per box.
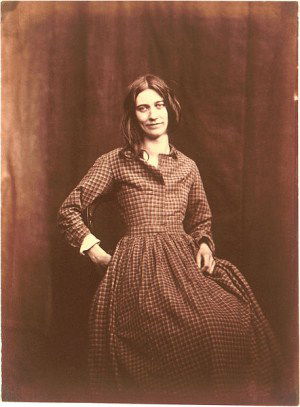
[120, 74, 181, 159]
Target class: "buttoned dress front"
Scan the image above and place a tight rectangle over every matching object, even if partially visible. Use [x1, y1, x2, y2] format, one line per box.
[57, 146, 281, 404]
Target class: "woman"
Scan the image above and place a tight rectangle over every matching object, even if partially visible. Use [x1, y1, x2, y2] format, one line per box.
[57, 75, 282, 404]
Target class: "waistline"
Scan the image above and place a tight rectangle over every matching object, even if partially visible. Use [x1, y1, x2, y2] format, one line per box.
[124, 223, 185, 236]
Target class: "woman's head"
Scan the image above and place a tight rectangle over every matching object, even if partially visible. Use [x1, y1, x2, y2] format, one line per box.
[121, 75, 181, 155]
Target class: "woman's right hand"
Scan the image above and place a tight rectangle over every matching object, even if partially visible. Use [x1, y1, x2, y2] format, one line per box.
[86, 244, 112, 267]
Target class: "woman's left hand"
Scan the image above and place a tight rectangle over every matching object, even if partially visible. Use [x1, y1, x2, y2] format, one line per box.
[196, 242, 215, 274]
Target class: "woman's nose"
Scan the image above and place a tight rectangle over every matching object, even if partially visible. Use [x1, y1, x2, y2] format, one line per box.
[149, 107, 158, 120]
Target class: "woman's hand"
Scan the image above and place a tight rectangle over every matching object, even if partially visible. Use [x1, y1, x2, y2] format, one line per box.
[196, 242, 215, 274]
[87, 244, 112, 267]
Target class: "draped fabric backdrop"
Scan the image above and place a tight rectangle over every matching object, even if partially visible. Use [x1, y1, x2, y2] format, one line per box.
[2, 1, 297, 402]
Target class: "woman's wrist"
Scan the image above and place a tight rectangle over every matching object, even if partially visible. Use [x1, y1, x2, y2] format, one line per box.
[80, 233, 101, 255]
[198, 241, 212, 253]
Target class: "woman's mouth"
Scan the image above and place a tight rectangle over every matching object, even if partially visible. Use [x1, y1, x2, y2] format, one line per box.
[147, 123, 163, 128]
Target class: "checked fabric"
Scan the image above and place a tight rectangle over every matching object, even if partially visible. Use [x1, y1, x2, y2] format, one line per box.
[58, 145, 282, 404]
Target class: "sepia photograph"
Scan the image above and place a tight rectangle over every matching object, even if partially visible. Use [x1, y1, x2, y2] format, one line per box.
[2, 1, 298, 404]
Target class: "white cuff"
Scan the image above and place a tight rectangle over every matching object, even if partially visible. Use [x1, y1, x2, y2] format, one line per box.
[80, 233, 100, 255]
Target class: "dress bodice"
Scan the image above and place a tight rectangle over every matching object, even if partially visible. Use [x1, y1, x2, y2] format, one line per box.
[57, 145, 214, 252]
[115, 152, 193, 230]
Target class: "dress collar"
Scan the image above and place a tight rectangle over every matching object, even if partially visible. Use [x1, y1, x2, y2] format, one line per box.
[141, 143, 178, 160]
[121, 144, 178, 160]
[168, 144, 178, 159]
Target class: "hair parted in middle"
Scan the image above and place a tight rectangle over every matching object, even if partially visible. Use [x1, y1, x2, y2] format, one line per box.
[120, 74, 181, 159]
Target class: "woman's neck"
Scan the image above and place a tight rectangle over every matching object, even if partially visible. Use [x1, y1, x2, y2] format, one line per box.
[141, 134, 170, 158]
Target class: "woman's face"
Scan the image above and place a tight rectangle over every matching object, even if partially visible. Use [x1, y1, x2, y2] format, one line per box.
[135, 89, 168, 138]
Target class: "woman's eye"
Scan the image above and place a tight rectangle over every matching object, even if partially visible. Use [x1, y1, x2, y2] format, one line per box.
[156, 103, 165, 109]
[137, 106, 147, 113]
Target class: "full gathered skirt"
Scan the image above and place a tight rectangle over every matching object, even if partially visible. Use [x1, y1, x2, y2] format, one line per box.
[88, 231, 282, 404]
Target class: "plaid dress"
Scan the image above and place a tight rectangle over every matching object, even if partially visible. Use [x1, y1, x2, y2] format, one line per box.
[58, 145, 282, 404]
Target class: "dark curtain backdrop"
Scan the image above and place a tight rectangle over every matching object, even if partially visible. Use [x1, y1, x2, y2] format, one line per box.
[2, 1, 297, 402]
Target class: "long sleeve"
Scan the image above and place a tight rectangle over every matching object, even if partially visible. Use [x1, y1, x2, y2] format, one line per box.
[57, 153, 115, 248]
[184, 161, 215, 254]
